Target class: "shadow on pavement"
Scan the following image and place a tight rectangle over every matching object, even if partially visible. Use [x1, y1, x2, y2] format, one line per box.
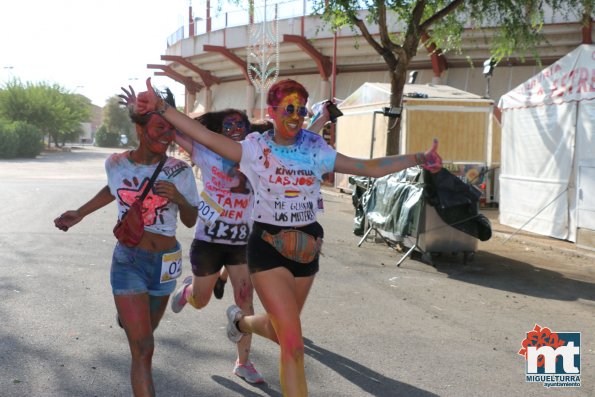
[211, 375, 281, 397]
[303, 338, 439, 397]
[429, 251, 595, 302]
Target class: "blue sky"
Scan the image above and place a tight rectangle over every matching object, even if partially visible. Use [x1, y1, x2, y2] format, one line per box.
[1, 0, 191, 107]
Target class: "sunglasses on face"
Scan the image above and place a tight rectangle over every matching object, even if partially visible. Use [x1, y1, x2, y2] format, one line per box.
[274, 104, 308, 117]
[222, 121, 246, 132]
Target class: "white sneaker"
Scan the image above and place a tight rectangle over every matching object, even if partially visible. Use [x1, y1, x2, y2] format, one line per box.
[233, 359, 265, 384]
[170, 276, 192, 313]
[226, 305, 246, 343]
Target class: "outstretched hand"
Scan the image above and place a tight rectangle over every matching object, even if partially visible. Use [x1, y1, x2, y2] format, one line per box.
[117, 85, 137, 109]
[423, 138, 442, 173]
[135, 77, 160, 114]
[54, 210, 83, 232]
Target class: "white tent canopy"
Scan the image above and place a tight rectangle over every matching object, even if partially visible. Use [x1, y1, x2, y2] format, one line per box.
[498, 44, 595, 244]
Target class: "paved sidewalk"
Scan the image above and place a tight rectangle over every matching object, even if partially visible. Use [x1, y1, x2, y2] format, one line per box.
[481, 207, 595, 260]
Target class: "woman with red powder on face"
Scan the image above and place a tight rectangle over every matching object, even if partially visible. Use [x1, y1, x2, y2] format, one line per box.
[169, 109, 265, 384]
[54, 88, 199, 397]
[134, 78, 441, 397]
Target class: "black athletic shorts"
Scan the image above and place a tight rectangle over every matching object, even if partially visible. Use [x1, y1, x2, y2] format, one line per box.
[189, 239, 247, 277]
[247, 221, 323, 277]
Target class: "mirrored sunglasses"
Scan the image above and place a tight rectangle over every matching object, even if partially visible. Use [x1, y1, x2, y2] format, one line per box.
[222, 121, 246, 131]
[275, 104, 308, 117]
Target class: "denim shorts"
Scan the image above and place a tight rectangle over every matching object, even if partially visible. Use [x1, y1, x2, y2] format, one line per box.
[110, 242, 181, 296]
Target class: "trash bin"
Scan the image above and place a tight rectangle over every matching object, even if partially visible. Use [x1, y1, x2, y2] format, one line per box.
[355, 167, 491, 266]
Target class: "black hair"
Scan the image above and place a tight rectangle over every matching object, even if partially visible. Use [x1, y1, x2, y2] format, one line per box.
[194, 109, 250, 135]
[129, 87, 176, 126]
[251, 119, 274, 133]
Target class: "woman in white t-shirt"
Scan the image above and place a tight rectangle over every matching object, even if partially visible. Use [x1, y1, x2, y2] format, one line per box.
[168, 109, 264, 384]
[135, 78, 442, 397]
[54, 88, 199, 396]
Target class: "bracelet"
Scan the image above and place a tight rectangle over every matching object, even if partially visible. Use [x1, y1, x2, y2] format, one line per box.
[415, 152, 426, 165]
[156, 98, 170, 115]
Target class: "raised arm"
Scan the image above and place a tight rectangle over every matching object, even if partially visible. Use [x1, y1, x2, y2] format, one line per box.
[307, 102, 331, 133]
[334, 139, 442, 178]
[135, 78, 242, 163]
[175, 131, 194, 156]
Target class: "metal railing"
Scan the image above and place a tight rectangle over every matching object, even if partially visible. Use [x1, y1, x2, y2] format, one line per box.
[167, 0, 318, 47]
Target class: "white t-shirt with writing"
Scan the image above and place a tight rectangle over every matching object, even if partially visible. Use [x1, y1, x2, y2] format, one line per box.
[191, 142, 254, 245]
[106, 153, 200, 237]
[239, 129, 336, 227]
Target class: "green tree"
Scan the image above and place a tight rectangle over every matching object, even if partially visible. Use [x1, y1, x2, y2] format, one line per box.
[0, 119, 18, 158]
[0, 78, 91, 148]
[94, 124, 122, 147]
[310, 0, 593, 155]
[102, 95, 135, 146]
[0, 119, 43, 158]
[13, 121, 44, 157]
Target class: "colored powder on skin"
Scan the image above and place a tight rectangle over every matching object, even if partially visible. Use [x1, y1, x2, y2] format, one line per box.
[378, 158, 393, 167]
[237, 282, 250, 305]
[149, 297, 162, 313]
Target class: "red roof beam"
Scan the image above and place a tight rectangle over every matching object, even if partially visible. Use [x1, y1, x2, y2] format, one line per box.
[283, 34, 332, 80]
[160, 55, 221, 87]
[147, 64, 203, 94]
[421, 33, 448, 77]
[202, 45, 250, 82]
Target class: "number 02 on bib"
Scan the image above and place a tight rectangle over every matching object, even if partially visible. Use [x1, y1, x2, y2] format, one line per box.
[160, 249, 182, 283]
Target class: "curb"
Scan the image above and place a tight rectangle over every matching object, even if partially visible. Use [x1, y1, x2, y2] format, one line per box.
[491, 231, 595, 260]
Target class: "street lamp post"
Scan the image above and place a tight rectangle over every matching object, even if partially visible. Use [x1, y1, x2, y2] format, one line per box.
[482, 58, 496, 98]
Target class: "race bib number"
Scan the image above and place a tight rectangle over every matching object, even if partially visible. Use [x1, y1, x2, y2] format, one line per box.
[160, 249, 182, 283]
[205, 221, 250, 243]
[197, 190, 224, 226]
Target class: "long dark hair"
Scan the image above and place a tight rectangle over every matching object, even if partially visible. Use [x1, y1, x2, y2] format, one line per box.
[251, 119, 274, 133]
[194, 109, 250, 135]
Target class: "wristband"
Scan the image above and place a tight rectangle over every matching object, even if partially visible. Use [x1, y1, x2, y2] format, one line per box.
[156, 98, 170, 115]
[415, 152, 426, 165]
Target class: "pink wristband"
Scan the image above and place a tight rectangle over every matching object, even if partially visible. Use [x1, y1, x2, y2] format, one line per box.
[415, 152, 426, 165]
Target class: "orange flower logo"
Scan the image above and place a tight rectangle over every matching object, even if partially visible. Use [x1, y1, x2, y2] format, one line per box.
[518, 324, 566, 367]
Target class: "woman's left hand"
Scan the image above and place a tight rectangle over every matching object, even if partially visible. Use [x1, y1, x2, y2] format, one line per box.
[154, 180, 184, 205]
[423, 139, 442, 173]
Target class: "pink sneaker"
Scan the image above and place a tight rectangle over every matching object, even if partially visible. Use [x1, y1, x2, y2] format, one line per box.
[170, 276, 192, 313]
[233, 359, 265, 384]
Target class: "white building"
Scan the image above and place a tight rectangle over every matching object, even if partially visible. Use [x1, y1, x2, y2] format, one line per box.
[149, 1, 593, 119]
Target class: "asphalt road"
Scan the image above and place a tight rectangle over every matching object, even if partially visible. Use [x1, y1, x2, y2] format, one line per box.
[1, 146, 593, 397]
